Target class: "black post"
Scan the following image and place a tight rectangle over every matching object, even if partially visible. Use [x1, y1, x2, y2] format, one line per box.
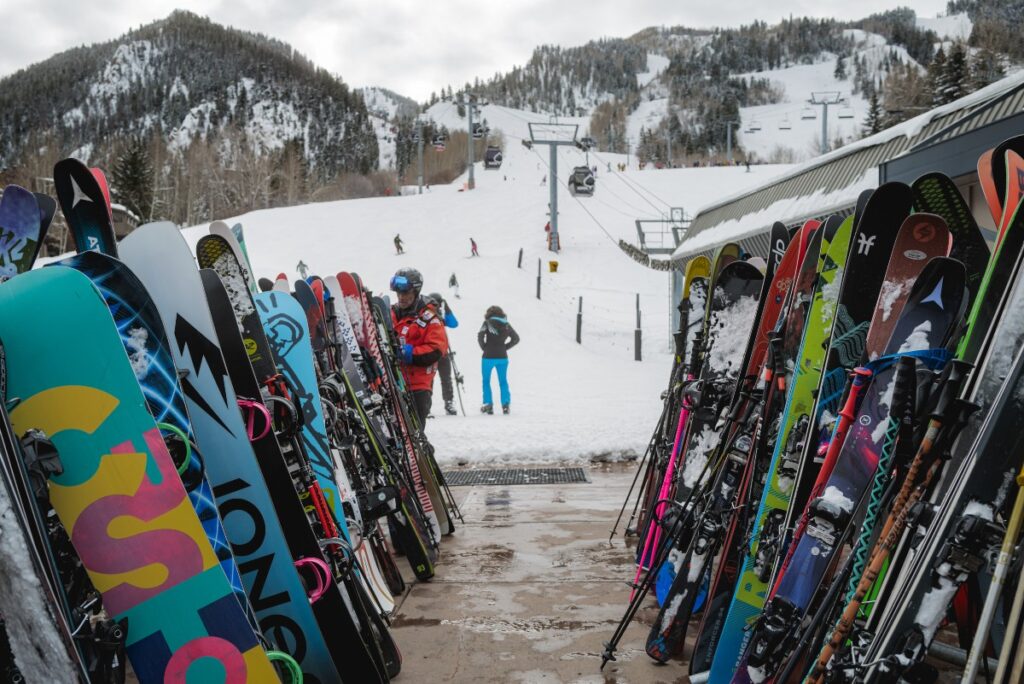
[576, 297, 583, 344]
[536, 258, 542, 300]
[518, 247, 524, 269]
[634, 293, 642, 361]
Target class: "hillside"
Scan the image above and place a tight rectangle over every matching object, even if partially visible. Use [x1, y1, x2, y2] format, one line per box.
[170, 104, 791, 463]
[0, 10, 381, 226]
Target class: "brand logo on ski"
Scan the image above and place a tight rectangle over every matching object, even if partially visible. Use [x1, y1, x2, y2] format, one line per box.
[922, 278, 945, 308]
[87, 236, 100, 249]
[175, 315, 230, 402]
[904, 249, 927, 261]
[69, 176, 92, 208]
[911, 222, 936, 242]
[856, 234, 877, 255]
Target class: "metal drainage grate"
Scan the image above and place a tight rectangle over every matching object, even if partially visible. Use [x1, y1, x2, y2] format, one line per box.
[445, 467, 589, 486]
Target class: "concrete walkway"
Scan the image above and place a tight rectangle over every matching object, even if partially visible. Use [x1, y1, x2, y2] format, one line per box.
[391, 463, 690, 683]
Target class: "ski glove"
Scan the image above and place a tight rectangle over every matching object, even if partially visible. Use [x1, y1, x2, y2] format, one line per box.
[400, 344, 414, 364]
[444, 311, 458, 328]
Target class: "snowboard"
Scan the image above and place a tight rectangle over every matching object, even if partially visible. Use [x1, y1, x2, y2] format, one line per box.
[53, 158, 118, 256]
[118, 222, 343, 683]
[202, 268, 389, 683]
[0, 185, 42, 279]
[0, 267, 276, 683]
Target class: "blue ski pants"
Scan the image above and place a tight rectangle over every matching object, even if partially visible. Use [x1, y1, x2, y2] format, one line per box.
[481, 357, 511, 406]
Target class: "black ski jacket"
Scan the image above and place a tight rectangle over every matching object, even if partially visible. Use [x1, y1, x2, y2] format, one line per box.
[478, 317, 519, 359]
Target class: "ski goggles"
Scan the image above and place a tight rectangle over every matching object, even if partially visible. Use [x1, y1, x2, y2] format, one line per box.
[390, 275, 415, 292]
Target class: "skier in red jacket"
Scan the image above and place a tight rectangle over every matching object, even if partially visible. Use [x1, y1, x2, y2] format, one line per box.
[390, 267, 448, 427]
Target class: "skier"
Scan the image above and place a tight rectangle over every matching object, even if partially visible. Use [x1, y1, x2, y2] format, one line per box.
[478, 305, 519, 414]
[470, 238, 479, 257]
[394, 233, 404, 254]
[425, 292, 460, 415]
[389, 267, 448, 428]
[449, 272, 460, 299]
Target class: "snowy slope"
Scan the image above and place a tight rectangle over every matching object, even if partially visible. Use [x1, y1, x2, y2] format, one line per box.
[916, 12, 972, 41]
[735, 30, 921, 163]
[176, 104, 790, 464]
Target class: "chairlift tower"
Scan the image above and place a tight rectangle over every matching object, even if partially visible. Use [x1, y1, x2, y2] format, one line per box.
[415, 119, 426, 194]
[634, 207, 690, 335]
[808, 91, 844, 155]
[523, 120, 579, 252]
[451, 93, 489, 190]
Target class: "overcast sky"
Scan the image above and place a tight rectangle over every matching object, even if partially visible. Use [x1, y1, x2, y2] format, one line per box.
[0, 1, 951, 101]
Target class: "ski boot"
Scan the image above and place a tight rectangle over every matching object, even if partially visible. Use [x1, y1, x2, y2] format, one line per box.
[502, 404, 510, 415]
[481, 404, 493, 414]
[445, 400, 458, 415]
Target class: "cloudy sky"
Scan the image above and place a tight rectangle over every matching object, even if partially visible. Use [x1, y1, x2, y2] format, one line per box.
[0, 0, 951, 100]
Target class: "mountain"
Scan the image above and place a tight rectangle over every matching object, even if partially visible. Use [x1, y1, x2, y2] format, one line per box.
[435, 3, 1014, 164]
[0, 10, 382, 223]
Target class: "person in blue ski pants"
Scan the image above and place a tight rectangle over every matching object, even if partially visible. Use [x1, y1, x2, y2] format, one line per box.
[478, 305, 520, 414]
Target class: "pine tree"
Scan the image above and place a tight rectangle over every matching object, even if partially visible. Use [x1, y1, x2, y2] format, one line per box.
[864, 90, 884, 136]
[112, 136, 154, 221]
[834, 54, 847, 80]
[970, 47, 1005, 92]
[928, 47, 948, 106]
[943, 43, 969, 103]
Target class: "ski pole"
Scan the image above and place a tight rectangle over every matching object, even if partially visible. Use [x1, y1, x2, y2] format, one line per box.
[962, 460, 1024, 684]
[995, 552, 1024, 683]
[630, 389, 695, 599]
[809, 362, 972, 682]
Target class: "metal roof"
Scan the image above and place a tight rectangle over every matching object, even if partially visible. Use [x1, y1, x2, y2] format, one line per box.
[673, 71, 1024, 264]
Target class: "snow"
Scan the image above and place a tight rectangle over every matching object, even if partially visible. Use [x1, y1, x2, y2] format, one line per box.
[820, 485, 855, 514]
[626, 97, 670, 148]
[897, 320, 932, 354]
[0, 484, 79, 681]
[820, 266, 843, 324]
[167, 100, 800, 465]
[675, 69, 1024, 260]
[916, 13, 973, 42]
[126, 326, 152, 379]
[637, 53, 670, 89]
[706, 294, 760, 378]
[674, 167, 875, 258]
[878, 278, 913, 324]
[682, 426, 719, 488]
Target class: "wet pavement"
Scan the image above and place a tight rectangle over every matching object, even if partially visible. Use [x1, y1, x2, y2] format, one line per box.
[392, 463, 692, 683]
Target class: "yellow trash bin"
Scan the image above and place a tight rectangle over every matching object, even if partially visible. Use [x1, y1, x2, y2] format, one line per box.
[549, 260, 559, 273]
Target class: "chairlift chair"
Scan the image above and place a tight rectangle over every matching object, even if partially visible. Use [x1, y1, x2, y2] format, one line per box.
[484, 145, 503, 169]
[778, 116, 792, 130]
[472, 123, 486, 140]
[568, 166, 595, 196]
[801, 107, 817, 120]
[749, 120, 762, 132]
[838, 106, 855, 119]
[432, 133, 447, 151]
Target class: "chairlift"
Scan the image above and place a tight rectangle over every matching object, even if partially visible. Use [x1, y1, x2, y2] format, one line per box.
[749, 120, 762, 132]
[838, 106, 855, 119]
[568, 166, 595, 196]
[412, 133, 421, 144]
[484, 145, 503, 169]
[472, 123, 487, 140]
[778, 116, 792, 131]
[801, 107, 817, 120]
[432, 133, 447, 151]
[579, 136, 597, 150]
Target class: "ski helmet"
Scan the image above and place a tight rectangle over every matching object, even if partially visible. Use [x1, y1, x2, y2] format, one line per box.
[425, 292, 443, 307]
[390, 267, 423, 293]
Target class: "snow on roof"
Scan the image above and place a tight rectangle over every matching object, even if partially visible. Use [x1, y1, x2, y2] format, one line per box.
[675, 168, 876, 257]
